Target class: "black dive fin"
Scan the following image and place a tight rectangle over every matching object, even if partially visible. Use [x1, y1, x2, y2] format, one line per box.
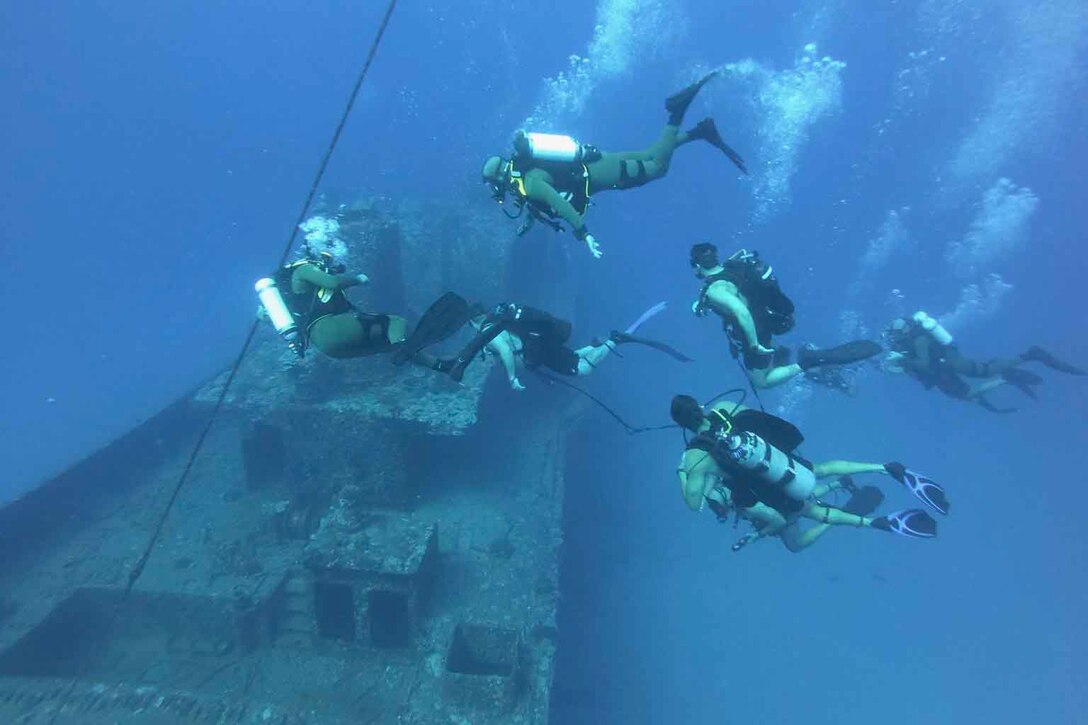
[665, 72, 718, 123]
[840, 485, 885, 517]
[610, 331, 693, 362]
[977, 396, 1016, 414]
[1023, 346, 1086, 375]
[1002, 368, 1041, 399]
[797, 340, 882, 370]
[392, 292, 470, 366]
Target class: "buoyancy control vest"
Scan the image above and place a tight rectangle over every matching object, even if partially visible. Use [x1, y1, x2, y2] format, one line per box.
[492, 304, 573, 346]
[509, 132, 602, 225]
[686, 409, 809, 514]
[699, 250, 795, 343]
[275, 259, 354, 333]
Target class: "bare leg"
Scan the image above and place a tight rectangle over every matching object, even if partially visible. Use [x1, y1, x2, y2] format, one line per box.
[780, 521, 833, 552]
[802, 502, 873, 529]
[813, 460, 887, 479]
[747, 363, 803, 389]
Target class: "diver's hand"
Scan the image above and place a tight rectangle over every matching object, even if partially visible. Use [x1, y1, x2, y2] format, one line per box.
[691, 299, 707, 317]
[585, 234, 603, 259]
[882, 351, 906, 374]
[731, 533, 756, 552]
[510, 377, 526, 391]
[355, 273, 370, 285]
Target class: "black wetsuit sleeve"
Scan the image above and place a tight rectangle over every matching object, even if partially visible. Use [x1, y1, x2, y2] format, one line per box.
[524, 176, 587, 237]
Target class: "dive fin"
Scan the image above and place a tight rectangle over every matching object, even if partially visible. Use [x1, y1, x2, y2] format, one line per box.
[392, 292, 470, 366]
[885, 462, 950, 516]
[625, 301, 668, 335]
[610, 331, 693, 362]
[687, 117, 748, 174]
[871, 509, 938, 539]
[797, 340, 882, 370]
[1023, 346, 1086, 375]
[1002, 368, 1042, 399]
[840, 485, 885, 517]
[977, 396, 1016, 414]
[666, 72, 718, 125]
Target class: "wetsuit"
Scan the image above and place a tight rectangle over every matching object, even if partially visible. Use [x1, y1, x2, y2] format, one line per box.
[484, 305, 581, 375]
[895, 329, 1021, 400]
[516, 126, 690, 239]
[284, 262, 395, 358]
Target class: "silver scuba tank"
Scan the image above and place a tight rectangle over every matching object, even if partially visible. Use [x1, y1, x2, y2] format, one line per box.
[514, 131, 583, 163]
[723, 430, 816, 501]
[255, 277, 304, 357]
[912, 311, 953, 346]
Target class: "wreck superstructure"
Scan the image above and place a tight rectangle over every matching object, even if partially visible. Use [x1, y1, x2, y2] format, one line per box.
[0, 200, 578, 723]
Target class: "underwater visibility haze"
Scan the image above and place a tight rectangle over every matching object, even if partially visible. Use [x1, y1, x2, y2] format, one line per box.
[1, 0, 1086, 723]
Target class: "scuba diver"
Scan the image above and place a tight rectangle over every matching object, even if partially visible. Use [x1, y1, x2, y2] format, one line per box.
[481, 72, 746, 259]
[882, 311, 1086, 413]
[670, 394, 948, 551]
[438, 302, 691, 390]
[255, 247, 469, 368]
[690, 243, 882, 390]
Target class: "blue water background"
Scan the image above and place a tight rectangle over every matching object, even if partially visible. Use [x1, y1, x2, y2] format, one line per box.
[2, 1, 1086, 723]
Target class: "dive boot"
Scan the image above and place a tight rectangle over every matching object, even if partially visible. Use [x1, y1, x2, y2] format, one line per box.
[796, 340, 882, 371]
[666, 71, 718, 125]
[687, 117, 748, 174]
[1022, 346, 1086, 375]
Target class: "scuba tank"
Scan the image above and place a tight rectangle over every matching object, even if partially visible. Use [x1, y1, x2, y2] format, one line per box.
[912, 311, 953, 346]
[513, 131, 584, 163]
[721, 430, 816, 501]
[255, 278, 305, 357]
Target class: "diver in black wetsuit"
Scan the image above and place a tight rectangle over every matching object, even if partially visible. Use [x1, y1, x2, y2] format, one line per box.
[882, 311, 1085, 412]
[689, 243, 882, 390]
[438, 302, 690, 390]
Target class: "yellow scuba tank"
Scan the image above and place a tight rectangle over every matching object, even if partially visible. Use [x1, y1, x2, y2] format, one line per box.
[255, 278, 305, 357]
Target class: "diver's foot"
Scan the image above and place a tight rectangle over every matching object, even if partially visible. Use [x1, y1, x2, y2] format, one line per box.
[1022, 346, 1086, 375]
[687, 117, 748, 174]
[837, 475, 859, 495]
[446, 358, 470, 383]
[666, 71, 718, 125]
[871, 509, 938, 539]
[797, 340, 882, 371]
[610, 330, 635, 345]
